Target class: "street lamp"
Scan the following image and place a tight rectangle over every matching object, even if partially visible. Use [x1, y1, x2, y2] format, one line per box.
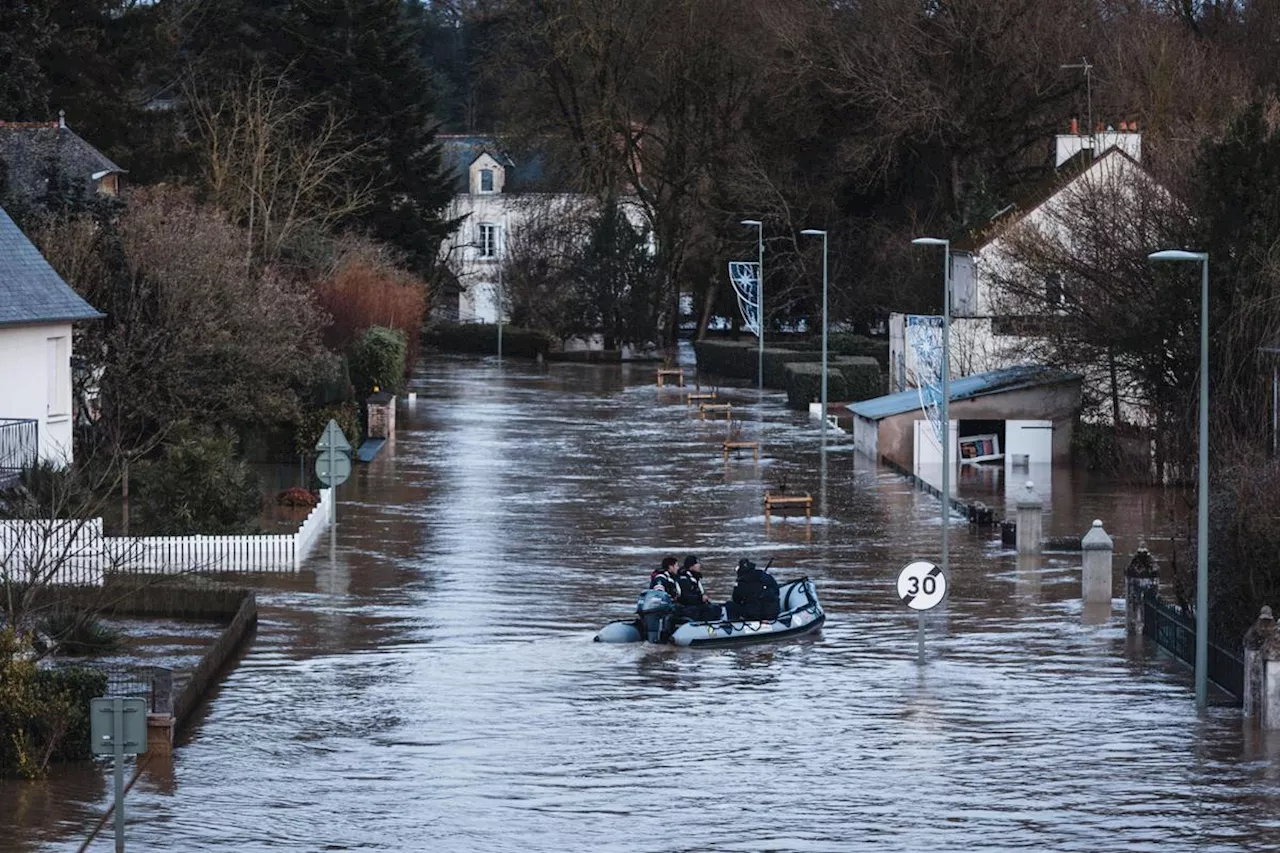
[1149, 248, 1210, 710]
[496, 223, 505, 362]
[911, 237, 952, 583]
[800, 229, 828, 444]
[742, 219, 765, 393]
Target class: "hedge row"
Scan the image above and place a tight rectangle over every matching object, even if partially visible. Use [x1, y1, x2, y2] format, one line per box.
[424, 322, 554, 358]
[780, 333, 890, 370]
[693, 340, 823, 388]
[783, 357, 886, 411]
[1, 636, 107, 778]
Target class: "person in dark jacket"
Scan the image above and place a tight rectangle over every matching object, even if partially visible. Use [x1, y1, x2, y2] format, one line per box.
[649, 556, 680, 598]
[675, 555, 723, 621]
[726, 558, 780, 620]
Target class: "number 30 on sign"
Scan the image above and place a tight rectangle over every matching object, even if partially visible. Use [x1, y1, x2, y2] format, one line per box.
[897, 560, 947, 611]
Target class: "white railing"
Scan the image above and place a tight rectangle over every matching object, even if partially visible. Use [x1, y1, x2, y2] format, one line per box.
[0, 488, 334, 584]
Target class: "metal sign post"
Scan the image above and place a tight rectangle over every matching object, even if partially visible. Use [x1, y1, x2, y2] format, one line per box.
[91, 697, 147, 852]
[897, 560, 948, 665]
[314, 419, 353, 524]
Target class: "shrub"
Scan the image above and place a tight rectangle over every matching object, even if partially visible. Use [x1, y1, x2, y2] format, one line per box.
[424, 322, 554, 359]
[1, 629, 107, 778]
[314, 257, 427, 368]
[693, 340, 822, 388]
[348, 326, 407, 396]
[276, 487, 320, 508]
[294, 402, 363, 456]
[132, 428, 263, 535]
[38, 612, 122, 656]
[783, 357, 886, 410]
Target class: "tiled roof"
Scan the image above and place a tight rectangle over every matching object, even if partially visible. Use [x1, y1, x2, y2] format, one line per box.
[849, 365, 1081, 421]
[0, 204, 104, 327]
[952, 149, 1135, 252]
[0, 121, 126, 201]
[437, 135, 563, 193]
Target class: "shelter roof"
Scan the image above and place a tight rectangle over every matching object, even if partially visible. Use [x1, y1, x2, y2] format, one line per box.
[849, 365, 1081, 421]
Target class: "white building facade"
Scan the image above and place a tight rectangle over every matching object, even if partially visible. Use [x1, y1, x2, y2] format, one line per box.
[0, 205, 103, 470]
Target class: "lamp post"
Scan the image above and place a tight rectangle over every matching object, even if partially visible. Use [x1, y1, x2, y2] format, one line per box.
[496, 223, 505, 362]
[911, 237, 952, 583]
[1149, 248, 1210, 710]
[742, 219, 764, 393]
[800, 229, 828, 444]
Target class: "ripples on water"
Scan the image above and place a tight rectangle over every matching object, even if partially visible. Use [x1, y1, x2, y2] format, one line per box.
[7, 353, 1280, 852]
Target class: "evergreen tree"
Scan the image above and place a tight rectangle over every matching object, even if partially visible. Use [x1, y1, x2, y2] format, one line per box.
[0, 4, 51, 119]
[564, 202, 660, 350]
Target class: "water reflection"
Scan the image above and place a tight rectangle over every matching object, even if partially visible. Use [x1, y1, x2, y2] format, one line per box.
[3, 352, 1278, 853]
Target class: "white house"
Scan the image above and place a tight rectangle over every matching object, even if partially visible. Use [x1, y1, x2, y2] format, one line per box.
[435, 136, 653, 354]
[891, 123, 1154, 425]
[0, 204, 103, 471]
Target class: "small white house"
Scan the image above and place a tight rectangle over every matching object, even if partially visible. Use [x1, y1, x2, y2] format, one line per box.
[435, 136, 652, 354]
[0, 204, 103, 470]
[891, 123, 1154, 425]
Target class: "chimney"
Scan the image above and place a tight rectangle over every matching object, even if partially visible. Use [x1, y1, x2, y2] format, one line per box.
[1070, 117, 1079, 135]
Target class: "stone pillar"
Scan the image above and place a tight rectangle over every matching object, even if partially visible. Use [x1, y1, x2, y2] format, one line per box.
[146, 666, 175, 756]
[1244, 606, 1276, 722]
[366, 391, 396, 439]
[1014, 481, 1042, 555]
[1124, 543, 1160, 635]
[147, 713, 175, 756]
[1081, 520, 1114, 606]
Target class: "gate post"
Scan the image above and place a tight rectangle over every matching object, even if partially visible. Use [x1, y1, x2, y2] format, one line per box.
[1124, 543, 1160, 635]
[1014, 481, 1042, 555]
[1081, 520, 1114, 606]
[1244, 607, 1278, 724]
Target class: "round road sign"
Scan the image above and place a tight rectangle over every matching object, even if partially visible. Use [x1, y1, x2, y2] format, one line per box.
[897, 560, 947, 611]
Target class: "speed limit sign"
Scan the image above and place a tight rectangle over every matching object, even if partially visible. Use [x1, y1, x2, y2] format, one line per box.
[897, 560, 947, 611]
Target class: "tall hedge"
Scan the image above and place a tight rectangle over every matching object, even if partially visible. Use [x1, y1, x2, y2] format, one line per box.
[424, 322, 553, 359]
[693, 340, 823, 387]
[349, 326, 407, 395]
[783, 357, 886, 411]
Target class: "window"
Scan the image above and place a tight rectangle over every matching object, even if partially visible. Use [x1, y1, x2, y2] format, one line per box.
[480, 168, 494, 193]
[478, 223, 497, 258]
[46, 336, 69, 417]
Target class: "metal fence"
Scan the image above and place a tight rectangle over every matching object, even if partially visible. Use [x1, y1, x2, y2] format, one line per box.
[0, 418, 38, 483]
[1141, 590, 1244, 703]
[49, 662, 174, 714]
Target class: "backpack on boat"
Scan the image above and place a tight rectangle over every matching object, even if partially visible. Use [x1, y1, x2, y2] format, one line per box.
[731, 559, 780, 621]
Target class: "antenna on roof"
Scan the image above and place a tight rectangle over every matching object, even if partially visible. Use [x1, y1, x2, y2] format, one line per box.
[1059, 58, 1093, 141]
[58, 109, 66, 129]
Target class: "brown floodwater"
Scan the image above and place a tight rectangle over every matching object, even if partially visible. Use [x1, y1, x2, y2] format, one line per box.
[4, 348, 1280, 852]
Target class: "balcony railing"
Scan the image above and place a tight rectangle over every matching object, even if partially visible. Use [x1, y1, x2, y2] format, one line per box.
[0, 418, 38, 483]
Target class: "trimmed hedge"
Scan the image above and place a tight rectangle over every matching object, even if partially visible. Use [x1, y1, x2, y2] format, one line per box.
[424, 322, 554, 359]
[776, 333, 890, 369]
[783, 357, 886, 411]
[693, 340, 823, 388]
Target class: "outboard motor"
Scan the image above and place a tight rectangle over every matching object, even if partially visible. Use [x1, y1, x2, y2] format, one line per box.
[636, 589, 677, 642]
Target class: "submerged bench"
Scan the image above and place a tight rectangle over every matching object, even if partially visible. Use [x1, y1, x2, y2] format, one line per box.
[699, 403, 732, 420]
[764, 492, 812, 521]
[656, 368, 685, 387]
[686, 391, 717, 406]
[722, 440, 760, 461]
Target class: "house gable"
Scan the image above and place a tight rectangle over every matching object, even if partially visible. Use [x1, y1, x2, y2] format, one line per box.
[469, 151, 506, 195]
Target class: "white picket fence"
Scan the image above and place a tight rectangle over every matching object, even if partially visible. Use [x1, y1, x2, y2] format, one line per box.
[0, 488, 333, 586]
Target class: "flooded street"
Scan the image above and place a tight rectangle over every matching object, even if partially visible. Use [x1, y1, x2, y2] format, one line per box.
[7, 352, 1280, 852]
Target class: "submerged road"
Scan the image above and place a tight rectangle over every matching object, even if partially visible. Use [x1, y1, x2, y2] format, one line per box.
[7, 351, 1280, 852]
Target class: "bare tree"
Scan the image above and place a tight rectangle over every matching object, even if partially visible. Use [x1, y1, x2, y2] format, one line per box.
[185, 65, 378, 267]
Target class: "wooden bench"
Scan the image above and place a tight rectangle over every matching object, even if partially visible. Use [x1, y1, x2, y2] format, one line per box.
[699, 403, 733, 420]
[722, 440, 760, 461]
[656, 368, 685, 387]
[686, 391, 717, 406]
[764, 492, 812, 521]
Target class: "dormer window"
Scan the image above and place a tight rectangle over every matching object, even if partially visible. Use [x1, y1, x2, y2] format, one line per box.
[480, 168, 494, 193]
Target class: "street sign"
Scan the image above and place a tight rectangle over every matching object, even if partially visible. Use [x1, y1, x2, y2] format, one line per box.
[897, 560, 947, 611]
[314, 419, 352, 488]
[91, 697, 147, 756]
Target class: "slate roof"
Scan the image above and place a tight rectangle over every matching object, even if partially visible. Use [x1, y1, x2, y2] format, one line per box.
[849, 365, 1081, 421]
[0, 204, 104, 327]
[437, 135, 566, 193]
[952, 148, 1141, 252]
[0, 120, 126, 201]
